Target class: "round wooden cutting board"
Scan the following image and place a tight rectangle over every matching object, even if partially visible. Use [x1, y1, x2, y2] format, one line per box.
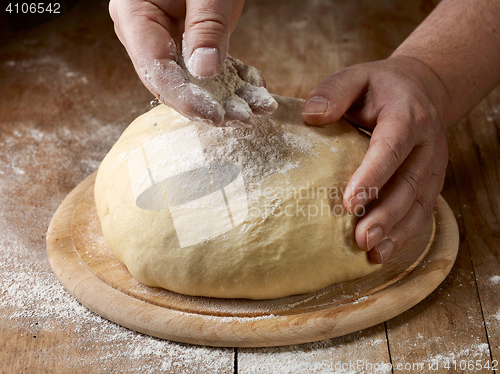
[46, 173, 459, 347]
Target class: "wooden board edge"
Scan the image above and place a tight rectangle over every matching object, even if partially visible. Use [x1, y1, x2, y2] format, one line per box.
[46, 173, 97, 293]
[46, 175, 460, 347]
[236, 196, 460, 347]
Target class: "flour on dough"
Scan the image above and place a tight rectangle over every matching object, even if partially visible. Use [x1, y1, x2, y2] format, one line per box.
[95, 96, 381, 299]
[144, 53, 278, 127]
[184, 55, 278, 126]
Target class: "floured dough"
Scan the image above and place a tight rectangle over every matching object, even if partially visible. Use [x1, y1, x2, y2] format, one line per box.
[94, 96, 381, 299]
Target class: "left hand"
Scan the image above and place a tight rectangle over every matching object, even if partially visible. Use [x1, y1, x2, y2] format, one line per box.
[109, 0, 275, 126]
[302, 56, 450, 263]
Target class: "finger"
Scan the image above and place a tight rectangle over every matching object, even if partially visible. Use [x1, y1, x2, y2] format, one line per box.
[354, 143, 436, 251]
[343, 111, 415, 214]
[367, 170, 445, 264]
[184, 0, 241, 77]
[109, 1, 126, 46]
[148, 60, 224, 125]
[223, 95, 253, 125]
[301, 67, 369, 125]
[110, 0, 179, 64]
[236, 86, 278, 115]
[109, 1, 224, 125]
[232, 57, 267, 87]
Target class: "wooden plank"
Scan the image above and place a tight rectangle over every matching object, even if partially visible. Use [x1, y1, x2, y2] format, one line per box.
[231, 0, 440, 98]
[234, 1, 436, 371]
[0, 0, 235, 372]
[238, 324, 391, 374]
[446, 87, 500, 366]
[384, 127, 494, 373]
[0, 322, 235, 373]
[0, 0, 497, 370]
[47, 171, 456, 348]
[380, 89, 500, 372]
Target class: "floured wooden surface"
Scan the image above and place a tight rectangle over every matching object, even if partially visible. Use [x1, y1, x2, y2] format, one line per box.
[0, 1, 233, 371]
[1, 0, 499, 372]
[47, 174, 458, 347]
[0, 108, 234, 372]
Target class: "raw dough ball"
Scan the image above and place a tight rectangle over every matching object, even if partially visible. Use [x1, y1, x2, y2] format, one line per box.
[95, 96, 381, 299]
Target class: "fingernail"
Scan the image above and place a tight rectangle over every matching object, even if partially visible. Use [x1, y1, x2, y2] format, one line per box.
[366, 226, 383, 251]
[302, 96, 328, 115]
[187, 47, 219, 78]
[348, 191, 368, 214]
[375, 238, 394, 263]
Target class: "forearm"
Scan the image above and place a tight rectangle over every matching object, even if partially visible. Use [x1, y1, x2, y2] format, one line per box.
[391, 0, 500, 128]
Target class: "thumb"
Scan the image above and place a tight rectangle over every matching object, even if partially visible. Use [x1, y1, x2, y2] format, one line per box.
[302, 67, 369, 126]
[183, 0, 242, 78]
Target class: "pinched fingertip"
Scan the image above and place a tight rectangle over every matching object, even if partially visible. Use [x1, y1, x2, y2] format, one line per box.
[141, 58, 225, 126]
[366, 225, 384, 251]
[369, 238, 395, 264]
[175, 82, 225, 126]
[236, 86, 278, 115]
[233, 59, 267, 87]
[223, 95, 253, 127]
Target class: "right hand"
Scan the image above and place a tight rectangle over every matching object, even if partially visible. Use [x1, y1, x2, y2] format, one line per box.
[302, 56, 450, 264]
[110, 0, 269, 125]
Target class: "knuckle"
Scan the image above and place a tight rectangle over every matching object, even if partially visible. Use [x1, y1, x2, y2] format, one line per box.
[369, 169, 388, 190]
[413, 102, 433, 126]
[351, 166, 385, 195]
[372, 136, 408, 167]
[416, 196, 434, 219]
[373, 203, 402, 232]
[400, 170, 422, 199]
[187, 20, 230, 47]
[386, 203, 404, 226]
[393, 219, 420, 248]
[438, 171, 446, 189]
[237, 65, 265, 86]
[398, 225, 413, 246]
[188, 11, 230, 36]
[314, 67, 360, 101]
[322, 78, 348, 101]
[412, 101, 443, 139]
[435, 135, 450, 171]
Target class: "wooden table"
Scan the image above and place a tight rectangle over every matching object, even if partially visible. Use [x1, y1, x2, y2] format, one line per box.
[1, 0, 498, 372]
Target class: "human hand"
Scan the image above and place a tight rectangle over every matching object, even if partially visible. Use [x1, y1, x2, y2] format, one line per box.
[302, 56, 450, 263]
[109, 0, 276, 126]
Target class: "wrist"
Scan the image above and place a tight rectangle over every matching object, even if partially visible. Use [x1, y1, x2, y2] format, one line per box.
[388, 54, 453, 131]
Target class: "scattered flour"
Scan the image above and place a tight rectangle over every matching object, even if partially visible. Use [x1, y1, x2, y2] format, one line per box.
[425, 343, 491, 366]
[2, 35, 497, 372]
[489, 275, 500, 285]
[492, 309, 500, 324]
[238, 328, 391, 374]
[6, 55, 90, 92]
[0, 117, 233, 373]
[485, 107, 499, 122]
[352, 296, 369, 304]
